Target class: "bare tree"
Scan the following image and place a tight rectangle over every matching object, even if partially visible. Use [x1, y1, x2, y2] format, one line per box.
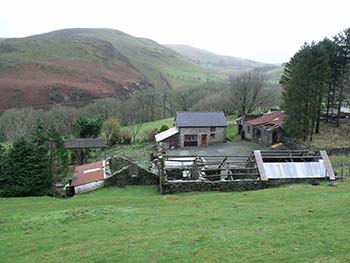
[228, 71, 274, 116]
[129, 124, 142, 143]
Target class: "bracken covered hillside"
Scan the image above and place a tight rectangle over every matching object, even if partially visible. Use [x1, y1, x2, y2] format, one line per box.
[0, 28, 224, 110]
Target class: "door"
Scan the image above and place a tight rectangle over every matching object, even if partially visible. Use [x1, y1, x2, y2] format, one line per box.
[201, 134, 208, 147]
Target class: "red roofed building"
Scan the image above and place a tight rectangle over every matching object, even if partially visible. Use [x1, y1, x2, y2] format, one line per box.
[239, 111, 285, 146]
[71, 160, 110, 194]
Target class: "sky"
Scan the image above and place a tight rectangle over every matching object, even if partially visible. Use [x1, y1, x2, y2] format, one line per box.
[1, 0, 349, 63]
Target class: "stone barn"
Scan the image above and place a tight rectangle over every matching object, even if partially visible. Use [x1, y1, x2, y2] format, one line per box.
[155, 112, 228, 149]
[239, 111, 285, 146]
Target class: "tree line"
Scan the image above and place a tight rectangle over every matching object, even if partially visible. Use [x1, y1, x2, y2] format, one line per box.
[281, 27, 350, 141]
[0, 74, 278, 142]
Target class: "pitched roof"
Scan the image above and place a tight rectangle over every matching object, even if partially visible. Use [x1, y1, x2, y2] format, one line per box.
[64, 138, 107, 149]
[155, 126, 179, 142]
[246, 111, 285, 127]
[175, 112, 227, 127]
[71, 161, 105, 186]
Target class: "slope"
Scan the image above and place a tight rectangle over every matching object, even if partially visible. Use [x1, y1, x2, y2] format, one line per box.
[165, 44, 276, 72]
[1, 183, 350, 262]
[0, 28, 224, 110]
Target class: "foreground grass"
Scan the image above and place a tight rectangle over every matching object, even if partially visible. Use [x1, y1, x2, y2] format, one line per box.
[1, 183, 350, 262]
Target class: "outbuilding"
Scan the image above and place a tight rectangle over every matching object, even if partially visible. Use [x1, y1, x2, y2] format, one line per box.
[155, 112, 228, 149]
[239, 111, 285, 146]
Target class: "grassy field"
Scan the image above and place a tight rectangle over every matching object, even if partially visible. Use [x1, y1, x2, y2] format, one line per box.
[1, 182, 350, 263]
[307, 124, 350, 149]
[124, 118, 173, 141]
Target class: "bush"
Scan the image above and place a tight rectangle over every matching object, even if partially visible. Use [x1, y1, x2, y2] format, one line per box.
[102, 118, 121, 146]
[160, 125, 169, 132]
[143, 128, 159, 143]
[120, 130, 132, 144]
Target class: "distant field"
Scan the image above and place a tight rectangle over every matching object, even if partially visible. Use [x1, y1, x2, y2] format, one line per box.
[1, 182, 350, 262]
[124, 118, 173, 141]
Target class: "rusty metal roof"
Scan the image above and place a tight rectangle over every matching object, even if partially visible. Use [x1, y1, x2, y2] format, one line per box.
[246, 111, 285, 126]
[71, 161, 105, 186]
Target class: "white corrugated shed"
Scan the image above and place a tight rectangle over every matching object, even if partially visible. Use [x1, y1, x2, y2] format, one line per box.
[155, 127, 179, 142]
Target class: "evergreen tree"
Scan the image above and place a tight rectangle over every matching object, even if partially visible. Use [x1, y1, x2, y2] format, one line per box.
[48, 128, 69, 176]
[74, 116, 103, 138]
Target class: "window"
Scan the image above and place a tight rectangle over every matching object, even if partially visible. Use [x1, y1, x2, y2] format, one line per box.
[256, 129, 261, 137]
[210, 127, 216, 132]
[184, 135, 197, 141]
[184, 134, 198, 147]
[210, 133, 215, 139]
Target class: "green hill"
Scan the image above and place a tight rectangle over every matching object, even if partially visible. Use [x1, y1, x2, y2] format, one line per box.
[0, 28, 225, 110]
[1, 183, 350, 262]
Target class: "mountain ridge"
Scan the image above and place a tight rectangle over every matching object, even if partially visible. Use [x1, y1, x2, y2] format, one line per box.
[165, 44, 278, 71]
[0, 28, 280, 111]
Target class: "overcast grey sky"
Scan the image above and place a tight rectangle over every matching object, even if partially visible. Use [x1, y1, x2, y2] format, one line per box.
[1, 0, 349, 63]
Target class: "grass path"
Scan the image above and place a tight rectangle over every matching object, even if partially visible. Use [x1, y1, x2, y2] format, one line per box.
[1, 182, 350, 262]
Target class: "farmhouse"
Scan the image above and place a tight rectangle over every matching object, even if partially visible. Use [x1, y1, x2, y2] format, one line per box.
[155, 112, 228, 149]
[239, 111, 285, 146]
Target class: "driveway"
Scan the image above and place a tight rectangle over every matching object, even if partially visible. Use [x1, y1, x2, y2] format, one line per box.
[164, 141, 265, 156]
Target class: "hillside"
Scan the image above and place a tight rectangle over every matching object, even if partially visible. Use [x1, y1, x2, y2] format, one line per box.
[1, 184, 350, 262]
[0, 28, 225, 110]
[165, 44, 278, 72]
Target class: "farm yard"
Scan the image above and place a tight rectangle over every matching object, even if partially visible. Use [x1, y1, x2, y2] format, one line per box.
[1, 182, 350, 263]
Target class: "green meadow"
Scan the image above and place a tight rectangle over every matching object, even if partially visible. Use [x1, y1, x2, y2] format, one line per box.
[1, 182, 350, 263]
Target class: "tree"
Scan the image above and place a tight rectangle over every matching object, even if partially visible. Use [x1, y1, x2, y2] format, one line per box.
[281, 41, 332, 140]
[48, 128, 69, 177]
[101, 118, 121, 146]
[129, 124, 142, 143]
[74, 116, 102, 138]
[333, 28, 350, 127]
[228, 71, 272, 116]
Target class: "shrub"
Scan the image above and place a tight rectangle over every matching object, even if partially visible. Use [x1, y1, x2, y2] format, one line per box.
[160, 125, 169, 132]
[102, 118, 121, 146]
[120, 130, 132, 144]
[143, 128, 159, 143]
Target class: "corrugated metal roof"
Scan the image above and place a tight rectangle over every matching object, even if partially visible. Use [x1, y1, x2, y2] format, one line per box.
[64, 138, 107, 149]
[263, 161, 327, 179]
[246, 111, 285, 126]
[71, 161, 105, 186]
[155, 126, 179, 142]
[176, 112, 228, 127]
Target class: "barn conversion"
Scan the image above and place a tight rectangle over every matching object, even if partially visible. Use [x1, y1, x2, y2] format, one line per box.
[155, 112, 228, 149]
[239, 111, 285, 146]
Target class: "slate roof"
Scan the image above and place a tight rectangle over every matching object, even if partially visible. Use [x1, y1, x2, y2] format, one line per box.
[71, 161, 105, 186]
[175, 112, 227, 127]
[64, 138, 107, 149]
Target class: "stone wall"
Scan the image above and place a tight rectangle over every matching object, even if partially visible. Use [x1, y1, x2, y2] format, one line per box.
[326, 147, 350, 155]
[179, 127, 226, 148]
[161, 179, 326, 194]
[105, 156, 158, 187]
